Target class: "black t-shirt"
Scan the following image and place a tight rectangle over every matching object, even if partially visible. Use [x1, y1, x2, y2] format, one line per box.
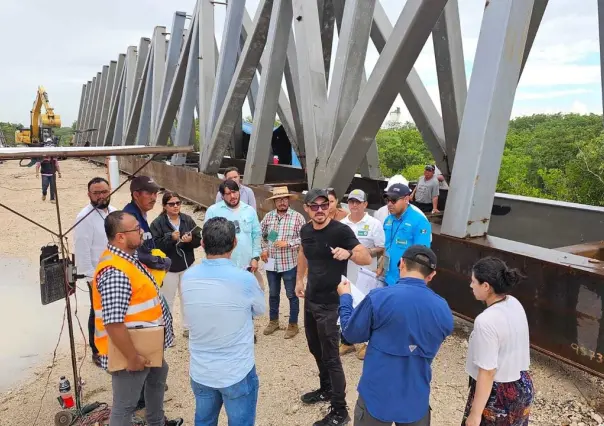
[301, 219, 360, 305]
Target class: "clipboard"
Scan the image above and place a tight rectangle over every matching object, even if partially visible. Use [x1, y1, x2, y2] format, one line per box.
[107, 326, 165, 372]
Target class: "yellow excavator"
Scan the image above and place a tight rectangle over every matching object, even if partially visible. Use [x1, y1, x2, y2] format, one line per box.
[15, 86, 62, 146]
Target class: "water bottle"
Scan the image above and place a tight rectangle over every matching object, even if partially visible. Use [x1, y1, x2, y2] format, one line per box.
[58, 376, 75, 409]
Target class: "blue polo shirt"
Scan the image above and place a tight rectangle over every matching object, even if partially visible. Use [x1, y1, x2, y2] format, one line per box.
[383, 205, 431, 286]
[339, 277, 454, 424]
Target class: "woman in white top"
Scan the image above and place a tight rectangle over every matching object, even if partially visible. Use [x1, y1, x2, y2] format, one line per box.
[463, 257, 534, 426]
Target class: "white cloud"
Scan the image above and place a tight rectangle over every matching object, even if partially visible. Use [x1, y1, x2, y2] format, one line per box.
[571, 100, 590, 114]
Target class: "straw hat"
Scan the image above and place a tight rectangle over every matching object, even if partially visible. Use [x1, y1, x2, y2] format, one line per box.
[267, 186, 296, 200]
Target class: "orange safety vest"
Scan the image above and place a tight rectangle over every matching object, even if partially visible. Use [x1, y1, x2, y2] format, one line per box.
[91, 249, 164, 356]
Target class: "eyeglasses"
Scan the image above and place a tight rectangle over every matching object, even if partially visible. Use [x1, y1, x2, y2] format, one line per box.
[91, 190, 110, 196]
[119, 225, 141, 234]
[308, 203, 329, 212]
[385, 197, 402, 204]
[166, 201, 182, 207]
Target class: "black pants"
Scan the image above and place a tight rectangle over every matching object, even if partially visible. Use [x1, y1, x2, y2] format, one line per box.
[411, 201, 433, 213]
[305, 299, 347, 410]
[354, 396, 430, 426]
[87, 282, 98, 355]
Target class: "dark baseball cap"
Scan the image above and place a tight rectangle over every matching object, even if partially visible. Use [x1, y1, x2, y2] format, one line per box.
[384, 183, 412, 200]
[304, 188, 329, 204]
[402, 245, 437, 270]
[130, 175, 161, 193]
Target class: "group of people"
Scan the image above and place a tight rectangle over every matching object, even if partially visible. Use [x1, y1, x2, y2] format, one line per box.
[73, 165, 534, 426]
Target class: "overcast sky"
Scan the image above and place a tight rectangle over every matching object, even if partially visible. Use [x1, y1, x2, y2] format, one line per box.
[0, 0, 600, 126]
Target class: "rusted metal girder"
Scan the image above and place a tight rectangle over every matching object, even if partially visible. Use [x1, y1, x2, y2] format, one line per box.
[102, 157, 604, 378]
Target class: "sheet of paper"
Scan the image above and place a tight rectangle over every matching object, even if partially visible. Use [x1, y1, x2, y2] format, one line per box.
[341, 274, 366, 308]
[263, 258, 276, 272]
[355, 267, 384, 295]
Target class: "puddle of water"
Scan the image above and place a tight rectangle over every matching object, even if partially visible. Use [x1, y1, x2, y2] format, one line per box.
[0, 257, 91, 392]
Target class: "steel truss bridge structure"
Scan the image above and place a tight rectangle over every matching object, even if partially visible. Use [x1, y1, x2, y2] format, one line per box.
[74, 0, 604, 378]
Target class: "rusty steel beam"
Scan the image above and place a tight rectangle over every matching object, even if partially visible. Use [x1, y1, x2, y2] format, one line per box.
[430, 224, 604, 380]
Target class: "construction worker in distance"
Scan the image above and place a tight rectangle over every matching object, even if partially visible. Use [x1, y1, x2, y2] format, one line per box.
[92, 210, 183, 426]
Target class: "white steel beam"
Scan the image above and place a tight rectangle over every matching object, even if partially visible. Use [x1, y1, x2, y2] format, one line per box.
[441, 0, 536, 238]
[244, 0, 293, 184]
[97, 61, 117, 148]
[92, 66, 109, 146]
[206, 0, 245, 141]
[103, 54, 126, 146]
[199, 0, 274, 174]
[321, 0, 450, 193]
[74, 84, 87, 146]
[371, 2, 447, 175]
[199, 0, 217, 151]
[123, 47, 151, 145]
[75, 82, 91, 145]
[150, 26, 167, 143]
[432, 0, 467, 171]
[292, 0, 328, 185]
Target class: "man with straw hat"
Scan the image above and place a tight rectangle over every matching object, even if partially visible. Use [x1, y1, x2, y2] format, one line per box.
[260, 186, 306, 339]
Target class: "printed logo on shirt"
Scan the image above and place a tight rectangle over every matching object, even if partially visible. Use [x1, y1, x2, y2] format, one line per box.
[409, 345, 417, 352]
[385, 219, 392, 226]
[420, 229, 428, 234]
[143, 231, 153, 241]
[363, 224, 369, 230]
[395, 239, 407, 246]
[404, 222, 412, 227]
[358, 230, 368, 237]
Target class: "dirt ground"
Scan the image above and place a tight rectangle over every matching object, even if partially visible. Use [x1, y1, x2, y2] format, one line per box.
[1, 159, 603, 426]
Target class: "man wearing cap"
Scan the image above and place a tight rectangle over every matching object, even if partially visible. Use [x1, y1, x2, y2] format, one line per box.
[410, 165, 440, 214]
[260, 186, 305, 339]
[123, 176, 172, 272]
[340, 189, 385, 359]
[296, 188, 372, 426]
[374, 175, 409, 224]
[337, 245, 454, 426]
[379, 183, 431, 287]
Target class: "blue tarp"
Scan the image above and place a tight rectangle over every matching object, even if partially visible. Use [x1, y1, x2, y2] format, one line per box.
[241, 122, 301, 168]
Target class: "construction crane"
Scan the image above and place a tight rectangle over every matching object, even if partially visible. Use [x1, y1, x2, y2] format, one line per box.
[15, 86, 62, 146]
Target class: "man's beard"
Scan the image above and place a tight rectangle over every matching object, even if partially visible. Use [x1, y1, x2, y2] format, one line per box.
[227, 199, 240, 208]
[92, 198, 111, 209]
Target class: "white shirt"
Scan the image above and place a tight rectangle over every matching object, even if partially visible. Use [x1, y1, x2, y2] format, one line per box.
[74, 203, 117, 279]
[374, 205, 390, 224]
[465, 295, 530, 383]
[341, 213, 385, 283]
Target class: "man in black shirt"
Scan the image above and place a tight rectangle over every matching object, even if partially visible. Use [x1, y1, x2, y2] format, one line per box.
[296, 188, 372, 426]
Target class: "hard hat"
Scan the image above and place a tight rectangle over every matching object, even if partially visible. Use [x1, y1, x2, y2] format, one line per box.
[385, 174, 409, 190]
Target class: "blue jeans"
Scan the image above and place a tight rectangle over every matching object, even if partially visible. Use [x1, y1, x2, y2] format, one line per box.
[191, 366, 259, 426]
[266, 267, 299, 324]
[41, 175, 55, 200]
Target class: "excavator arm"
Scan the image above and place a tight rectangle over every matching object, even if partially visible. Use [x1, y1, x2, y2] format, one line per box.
[16, 86, 62, 146]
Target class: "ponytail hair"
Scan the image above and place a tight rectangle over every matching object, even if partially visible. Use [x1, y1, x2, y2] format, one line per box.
[472, 256, 525, 295]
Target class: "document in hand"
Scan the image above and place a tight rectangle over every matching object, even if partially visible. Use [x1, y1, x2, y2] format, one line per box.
[107, 326, 164, 372]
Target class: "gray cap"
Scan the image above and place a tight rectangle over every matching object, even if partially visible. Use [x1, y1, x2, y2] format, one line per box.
[347, 189, 366, 202]
[304, 188, 329, 204]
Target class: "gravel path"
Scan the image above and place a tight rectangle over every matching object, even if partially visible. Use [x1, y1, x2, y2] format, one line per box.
[0, 159, 603, 426]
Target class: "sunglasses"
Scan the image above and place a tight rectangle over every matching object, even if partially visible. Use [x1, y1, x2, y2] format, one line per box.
[385, 197, 402, 204]
[166, 201, 182, 207]
[308, 203, 329, 212]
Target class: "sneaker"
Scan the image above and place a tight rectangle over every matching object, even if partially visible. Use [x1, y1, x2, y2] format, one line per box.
[339, 343, 355, 356]
[301, 388, 331, 405]
[284, 323, 299, 339]
[313, 406, 350, 426]
[50, 199, 56, 204]
[355, 343, 367, 360]
[263, 320, 280, 335]
[182, 329, 189, 338]
[42, 195, 46, 201]
[165, 418, 184, 426]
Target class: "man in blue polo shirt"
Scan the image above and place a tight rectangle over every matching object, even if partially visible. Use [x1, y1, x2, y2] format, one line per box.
[338, 245, 454, 426]
[378, 183, 431, 286]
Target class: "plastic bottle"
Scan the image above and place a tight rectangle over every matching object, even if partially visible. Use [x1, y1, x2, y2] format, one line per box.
[58, 376, 75, 409]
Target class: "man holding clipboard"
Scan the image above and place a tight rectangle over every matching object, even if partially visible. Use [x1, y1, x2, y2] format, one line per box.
[91, 211, 183, 426]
